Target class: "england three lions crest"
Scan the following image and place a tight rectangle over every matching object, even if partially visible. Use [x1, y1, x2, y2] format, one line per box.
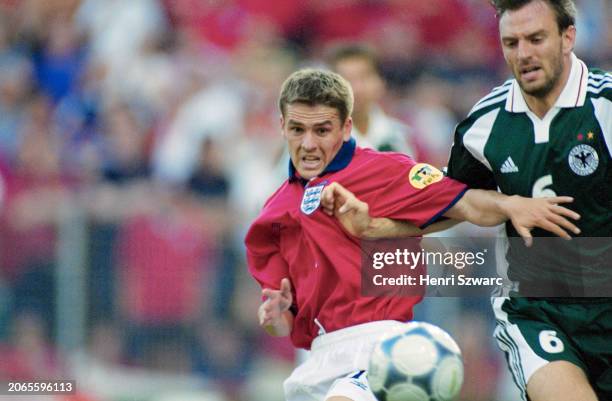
[301, 183, 326, 215]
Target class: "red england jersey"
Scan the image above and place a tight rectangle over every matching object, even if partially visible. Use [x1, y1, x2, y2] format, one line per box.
[245, 139, 467, 349]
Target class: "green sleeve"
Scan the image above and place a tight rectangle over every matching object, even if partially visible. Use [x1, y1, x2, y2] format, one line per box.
[446, 118, 497, 190]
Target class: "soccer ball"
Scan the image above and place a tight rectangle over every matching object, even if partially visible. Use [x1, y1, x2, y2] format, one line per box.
[368, 322, 464, 401]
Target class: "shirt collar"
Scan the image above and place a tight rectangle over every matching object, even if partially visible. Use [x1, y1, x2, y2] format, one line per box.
[505, 53, 589, 113]
[288, 137, 356, 182]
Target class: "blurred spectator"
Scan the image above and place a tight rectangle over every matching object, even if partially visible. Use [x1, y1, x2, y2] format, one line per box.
[31, 12, 86, 103]
[328, 43, 417, 156]
[0, 96, 74, 332]
[0, 311, 61, 380]
[162, 0, 307, 52]
[365, 20, 423, 91]
[76, 0, 167, 81]
[116, 187, 218, 372]
[152, 80, 245, 184]
[83, 101, 154, 323]
[99, 103, 151, 183]
[117, 30, 179, 116]
[574, 0, 609, 64]
[186, 136, 236, 321]
[187, 138, 229, 199]
[0, 21, 33, 162]
[400, 75, 459, 168]
[0, 154, 8, 211]
[308, 0, 390, 47]
[52, 62, 105, 178]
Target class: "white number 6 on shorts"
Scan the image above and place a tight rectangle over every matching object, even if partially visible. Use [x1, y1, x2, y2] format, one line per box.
[539, 330, 565, 354]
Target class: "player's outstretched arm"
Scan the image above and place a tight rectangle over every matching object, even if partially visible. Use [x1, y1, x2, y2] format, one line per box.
[258, 278, 294, 337]
[321, 182, 581, 245]
[443, 190, 581, 246]
[320, 182, 459, 238]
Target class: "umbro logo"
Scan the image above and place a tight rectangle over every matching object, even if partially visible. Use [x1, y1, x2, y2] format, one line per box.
[500, 156, 519, 173]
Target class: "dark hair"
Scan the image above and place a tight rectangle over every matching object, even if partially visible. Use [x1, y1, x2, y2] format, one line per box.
[327, 44, 382, 76]
[279, 68, 354, 123]
[491, 0, 576, 32]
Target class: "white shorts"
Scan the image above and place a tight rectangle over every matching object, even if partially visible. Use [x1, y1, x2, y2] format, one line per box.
[283, 320, 403, 401]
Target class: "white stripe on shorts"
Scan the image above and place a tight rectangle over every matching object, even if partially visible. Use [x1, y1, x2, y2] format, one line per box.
[492, 297, 549, 401]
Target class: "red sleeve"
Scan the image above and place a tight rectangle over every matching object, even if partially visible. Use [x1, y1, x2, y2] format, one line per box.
[244, 217, 289, 291]
[368, 155, 468, 228]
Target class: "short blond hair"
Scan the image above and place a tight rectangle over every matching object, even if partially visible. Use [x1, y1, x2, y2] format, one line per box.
[279, 68, 354, 123]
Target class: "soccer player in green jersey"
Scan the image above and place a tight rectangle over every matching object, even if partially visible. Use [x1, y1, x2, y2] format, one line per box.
[448, 0, 612, 401]
[323, 1, 611, 400]
[448, 2, 610, 399]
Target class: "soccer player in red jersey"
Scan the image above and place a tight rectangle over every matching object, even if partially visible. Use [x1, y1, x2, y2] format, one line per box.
[244, 68, 580, 401]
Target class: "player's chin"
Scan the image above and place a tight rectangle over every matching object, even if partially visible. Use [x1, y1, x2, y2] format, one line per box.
[518, 78, 550, 97]
[297, 168, 323, 180]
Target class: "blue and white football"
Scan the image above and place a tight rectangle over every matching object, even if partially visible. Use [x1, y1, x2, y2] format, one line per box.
[368, 321, 464, 401]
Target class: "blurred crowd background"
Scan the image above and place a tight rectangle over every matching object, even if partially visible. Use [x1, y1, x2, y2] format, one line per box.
[0, 0, 609, 400]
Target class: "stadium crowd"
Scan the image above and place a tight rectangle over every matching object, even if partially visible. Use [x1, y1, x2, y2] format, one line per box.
[0, 0, 609, 400]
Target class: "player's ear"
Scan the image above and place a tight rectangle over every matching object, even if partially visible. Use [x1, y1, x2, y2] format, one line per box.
[561, 25, 576, 54]
[342, 117, 353, 141]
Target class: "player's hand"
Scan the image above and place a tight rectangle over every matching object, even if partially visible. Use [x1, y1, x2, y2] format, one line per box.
[321, 182, 371, 237]
[259, 278, 293, 327]
[502, 196, 581, 247]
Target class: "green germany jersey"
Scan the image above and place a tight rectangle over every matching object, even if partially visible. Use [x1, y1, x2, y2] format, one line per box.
[447, 54, 611, 292]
